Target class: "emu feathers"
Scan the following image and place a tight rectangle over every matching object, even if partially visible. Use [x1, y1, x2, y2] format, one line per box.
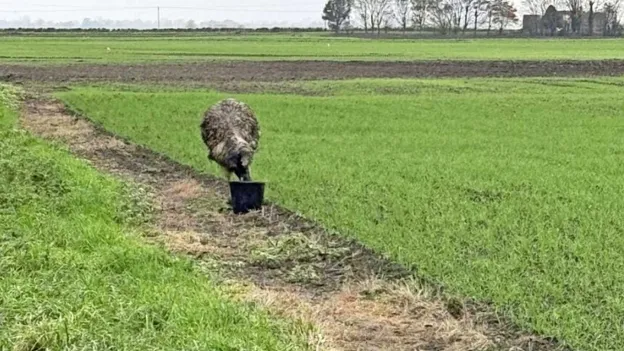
[200, 98, 260, 181]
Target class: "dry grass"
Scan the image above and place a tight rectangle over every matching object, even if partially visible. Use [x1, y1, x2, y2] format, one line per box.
[241, 279, 493, 351]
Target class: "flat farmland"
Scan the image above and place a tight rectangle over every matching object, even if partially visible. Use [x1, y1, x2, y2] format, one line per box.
[4, 32, 624, 351]
[2, 35, 624, 62]
[57, 78, 624, 351]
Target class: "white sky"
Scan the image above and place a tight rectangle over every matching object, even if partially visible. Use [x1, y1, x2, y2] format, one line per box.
[0, 0, 528, 26]
[0, 0, 322, 24]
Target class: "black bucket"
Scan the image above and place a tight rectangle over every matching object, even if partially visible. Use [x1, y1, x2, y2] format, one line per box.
[229, 181, 265, 214]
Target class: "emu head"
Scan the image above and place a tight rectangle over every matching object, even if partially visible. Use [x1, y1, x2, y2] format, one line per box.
[224, 144, 254, 182]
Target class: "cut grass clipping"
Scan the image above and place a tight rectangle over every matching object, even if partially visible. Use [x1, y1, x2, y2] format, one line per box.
[0, 87, 312, 350]
[2, 35, 624, 62]
[58, 78, 624, 351]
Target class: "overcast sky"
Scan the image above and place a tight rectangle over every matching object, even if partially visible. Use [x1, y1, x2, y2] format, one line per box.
[0, 0, 324, 24]
[0, 0, 527, 26]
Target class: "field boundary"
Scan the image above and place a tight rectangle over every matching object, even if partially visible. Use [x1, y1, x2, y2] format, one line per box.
[4, 60, 624, 86]
[19, 93, 570, 351]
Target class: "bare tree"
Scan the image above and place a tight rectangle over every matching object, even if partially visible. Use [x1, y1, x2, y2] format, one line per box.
[432, 0, 463, 33]
[566, 0, 584, 33]
[356, 0, 379, 31]
[588, 0, 595, 34]
[473, 0, 490, 34]
[484, 0, 495, 33]
[411, 0, 432, 30]
[430, 0, 456, 33]
[585, 0, 603, 35]
[449, 0, 465, 33]
[394, 0, 412, 33]
[371, 0, 394, 34]
[383, 13, 395, 31]
[343, 18, 354, 33]
[354, 0, 373, 32]
[603, 0, 622, 35]
[523, 0, 556, 14]
[462, 0, 475, 33]
[524, 0, 542, 13]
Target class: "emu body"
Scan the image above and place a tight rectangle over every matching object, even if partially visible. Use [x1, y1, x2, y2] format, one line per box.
[200, 98, 260, 181]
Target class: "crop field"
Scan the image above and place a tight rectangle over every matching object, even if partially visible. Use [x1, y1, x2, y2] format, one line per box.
[54, 78, 624, 351]
[2, 35, 624, 62]
[3, 32, 624, 351]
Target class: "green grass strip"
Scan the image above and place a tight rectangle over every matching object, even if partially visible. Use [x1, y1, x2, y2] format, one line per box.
[0, 86, 311, 351]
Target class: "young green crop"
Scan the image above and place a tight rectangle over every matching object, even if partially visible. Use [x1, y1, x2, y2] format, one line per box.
[58, 78, 624, 351]
[0, 88, 312, 350]
[2, 35, 624, 62]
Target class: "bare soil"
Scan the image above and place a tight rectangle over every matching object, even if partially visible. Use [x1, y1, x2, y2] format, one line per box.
[19, 96, 570, 351]
[3, 60, 624, 85]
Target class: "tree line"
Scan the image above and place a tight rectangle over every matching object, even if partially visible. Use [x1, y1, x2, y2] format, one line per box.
[322, 0, 519, 35]
[322, 0, 622, 35]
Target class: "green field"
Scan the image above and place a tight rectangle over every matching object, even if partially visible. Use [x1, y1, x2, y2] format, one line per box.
[57, 78, 624, 351]
[2, 35, 624, 62]
[0, 85, 311, 350]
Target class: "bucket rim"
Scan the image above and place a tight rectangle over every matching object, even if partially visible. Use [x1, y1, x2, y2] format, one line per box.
[228, 180, 267, 185]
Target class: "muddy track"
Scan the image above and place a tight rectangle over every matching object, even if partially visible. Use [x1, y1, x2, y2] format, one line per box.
[3, 60, 624, 84]
[20, 96, 570, 351]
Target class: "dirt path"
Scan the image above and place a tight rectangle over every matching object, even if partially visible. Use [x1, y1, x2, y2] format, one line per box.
[3, 60, 624, 84]
[20, 97, 568, 351]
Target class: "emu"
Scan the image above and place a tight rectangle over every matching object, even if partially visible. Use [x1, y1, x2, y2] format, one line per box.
[200, 98, 260, 181]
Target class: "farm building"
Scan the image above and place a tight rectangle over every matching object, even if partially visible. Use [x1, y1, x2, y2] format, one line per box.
[523, 6, 607, 36]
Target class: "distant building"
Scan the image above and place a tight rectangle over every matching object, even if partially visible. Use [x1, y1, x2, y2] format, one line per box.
[522, 15, 541, 35]
[522, 6, 607, 36]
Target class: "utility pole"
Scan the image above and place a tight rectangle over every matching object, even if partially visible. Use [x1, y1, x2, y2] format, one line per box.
[157, 6, 160, 29]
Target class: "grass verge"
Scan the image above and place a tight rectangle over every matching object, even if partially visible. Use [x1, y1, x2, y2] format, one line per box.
[56, 78, 624, 351]
[0, 86, 312, 350]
